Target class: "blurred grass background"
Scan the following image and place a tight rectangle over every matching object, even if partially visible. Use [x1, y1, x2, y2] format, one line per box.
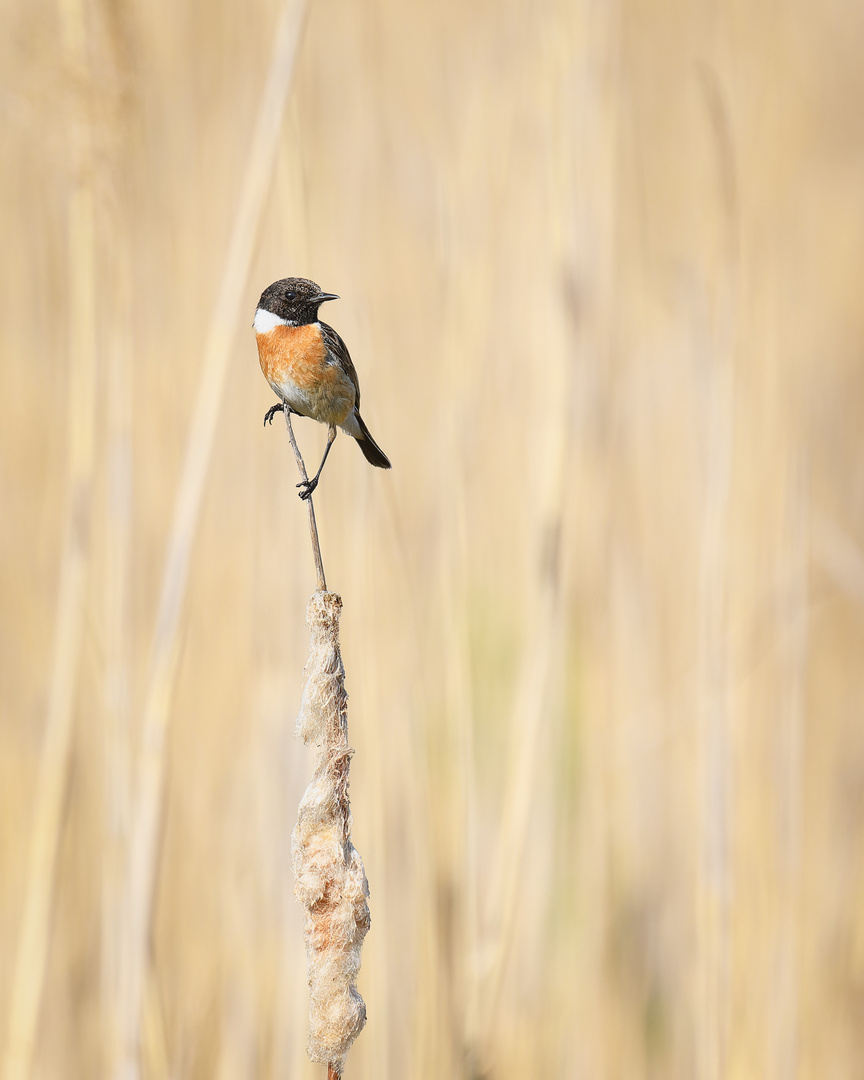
[2, 0, 864, 1076]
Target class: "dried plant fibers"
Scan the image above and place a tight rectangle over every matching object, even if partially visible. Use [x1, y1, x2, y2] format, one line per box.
[292, 592, 370, 1076]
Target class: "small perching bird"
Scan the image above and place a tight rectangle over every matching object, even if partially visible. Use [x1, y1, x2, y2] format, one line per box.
[254, 276, 391, 498]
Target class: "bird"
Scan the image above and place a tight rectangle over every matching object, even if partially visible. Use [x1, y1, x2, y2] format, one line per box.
[254, 277, 391, 499]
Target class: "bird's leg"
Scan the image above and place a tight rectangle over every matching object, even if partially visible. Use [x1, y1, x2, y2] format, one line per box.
[264, 402, 304, 426]
[297, 426, 337, 500]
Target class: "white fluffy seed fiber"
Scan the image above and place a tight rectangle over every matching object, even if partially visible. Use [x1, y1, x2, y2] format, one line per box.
[291, 591, 370, 1076]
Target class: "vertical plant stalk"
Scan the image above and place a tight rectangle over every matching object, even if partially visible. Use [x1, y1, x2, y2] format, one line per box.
[470, 351, 569, 1066]
[769, 459, 807, 1080]
[4, 0, 96, 1076]
[123, 2, 309, 1076]
[103, 218, 135, 1080]
[696, 68, 739, 1080]
[283, 411, 326, 591]
[291, 592, 370, 1079]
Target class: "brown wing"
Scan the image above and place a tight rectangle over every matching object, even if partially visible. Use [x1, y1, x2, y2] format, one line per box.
[319, 321, 361, 410]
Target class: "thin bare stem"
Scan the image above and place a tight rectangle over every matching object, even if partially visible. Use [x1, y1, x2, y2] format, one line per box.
[282, 411, 327, 592]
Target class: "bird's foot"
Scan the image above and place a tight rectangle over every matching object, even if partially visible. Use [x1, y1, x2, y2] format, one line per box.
[296, 476, 319, 500]
[264, 403, 284, 426]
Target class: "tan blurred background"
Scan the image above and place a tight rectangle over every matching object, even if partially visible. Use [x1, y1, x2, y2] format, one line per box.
[2, 0, 864, 1076]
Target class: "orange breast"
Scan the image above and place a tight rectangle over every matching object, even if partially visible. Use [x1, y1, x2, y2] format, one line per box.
[256, 323, 355, 425]
[257, 323, 328, 386]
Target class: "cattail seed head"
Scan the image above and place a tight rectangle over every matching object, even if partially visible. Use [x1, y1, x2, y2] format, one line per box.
[291, 591, 370, 1075]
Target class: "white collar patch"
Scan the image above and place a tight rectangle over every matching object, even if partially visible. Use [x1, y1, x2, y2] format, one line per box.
[254, 308, 294, 333]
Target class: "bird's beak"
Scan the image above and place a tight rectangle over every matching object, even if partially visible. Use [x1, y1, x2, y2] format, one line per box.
[313, 292, 340, 304]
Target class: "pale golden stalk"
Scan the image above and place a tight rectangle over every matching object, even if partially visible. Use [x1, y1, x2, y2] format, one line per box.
[122, 3, 309, 1075]
[4, 0, 96, 1074]
[283, 411, 327, 591]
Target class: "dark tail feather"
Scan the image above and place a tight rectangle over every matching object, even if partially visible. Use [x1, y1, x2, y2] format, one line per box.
[354, 413, 391, 469]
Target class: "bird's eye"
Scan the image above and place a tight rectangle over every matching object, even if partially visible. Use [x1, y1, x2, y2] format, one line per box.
[285, 291, 296, 300]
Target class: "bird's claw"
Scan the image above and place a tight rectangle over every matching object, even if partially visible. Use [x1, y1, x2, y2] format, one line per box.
[264, 403, 284, 426]
[297, 477, 319, 500]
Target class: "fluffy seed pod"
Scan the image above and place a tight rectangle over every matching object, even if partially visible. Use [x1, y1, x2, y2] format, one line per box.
[291, 591, 370, 1077]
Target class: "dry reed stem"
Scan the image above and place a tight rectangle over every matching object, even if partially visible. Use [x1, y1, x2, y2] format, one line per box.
[471, 406, 569, 1065]
[283, 411, 327, 591]
[103, 263, 135, 1080]
[100, 98, 135, 1080]
[769, 459, 807, 1077]
[3, 0, 97, 1072]
[695, 68, 739, 1080]
[122, 3, 309, 1075]
[291, 592, 370, 1077]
